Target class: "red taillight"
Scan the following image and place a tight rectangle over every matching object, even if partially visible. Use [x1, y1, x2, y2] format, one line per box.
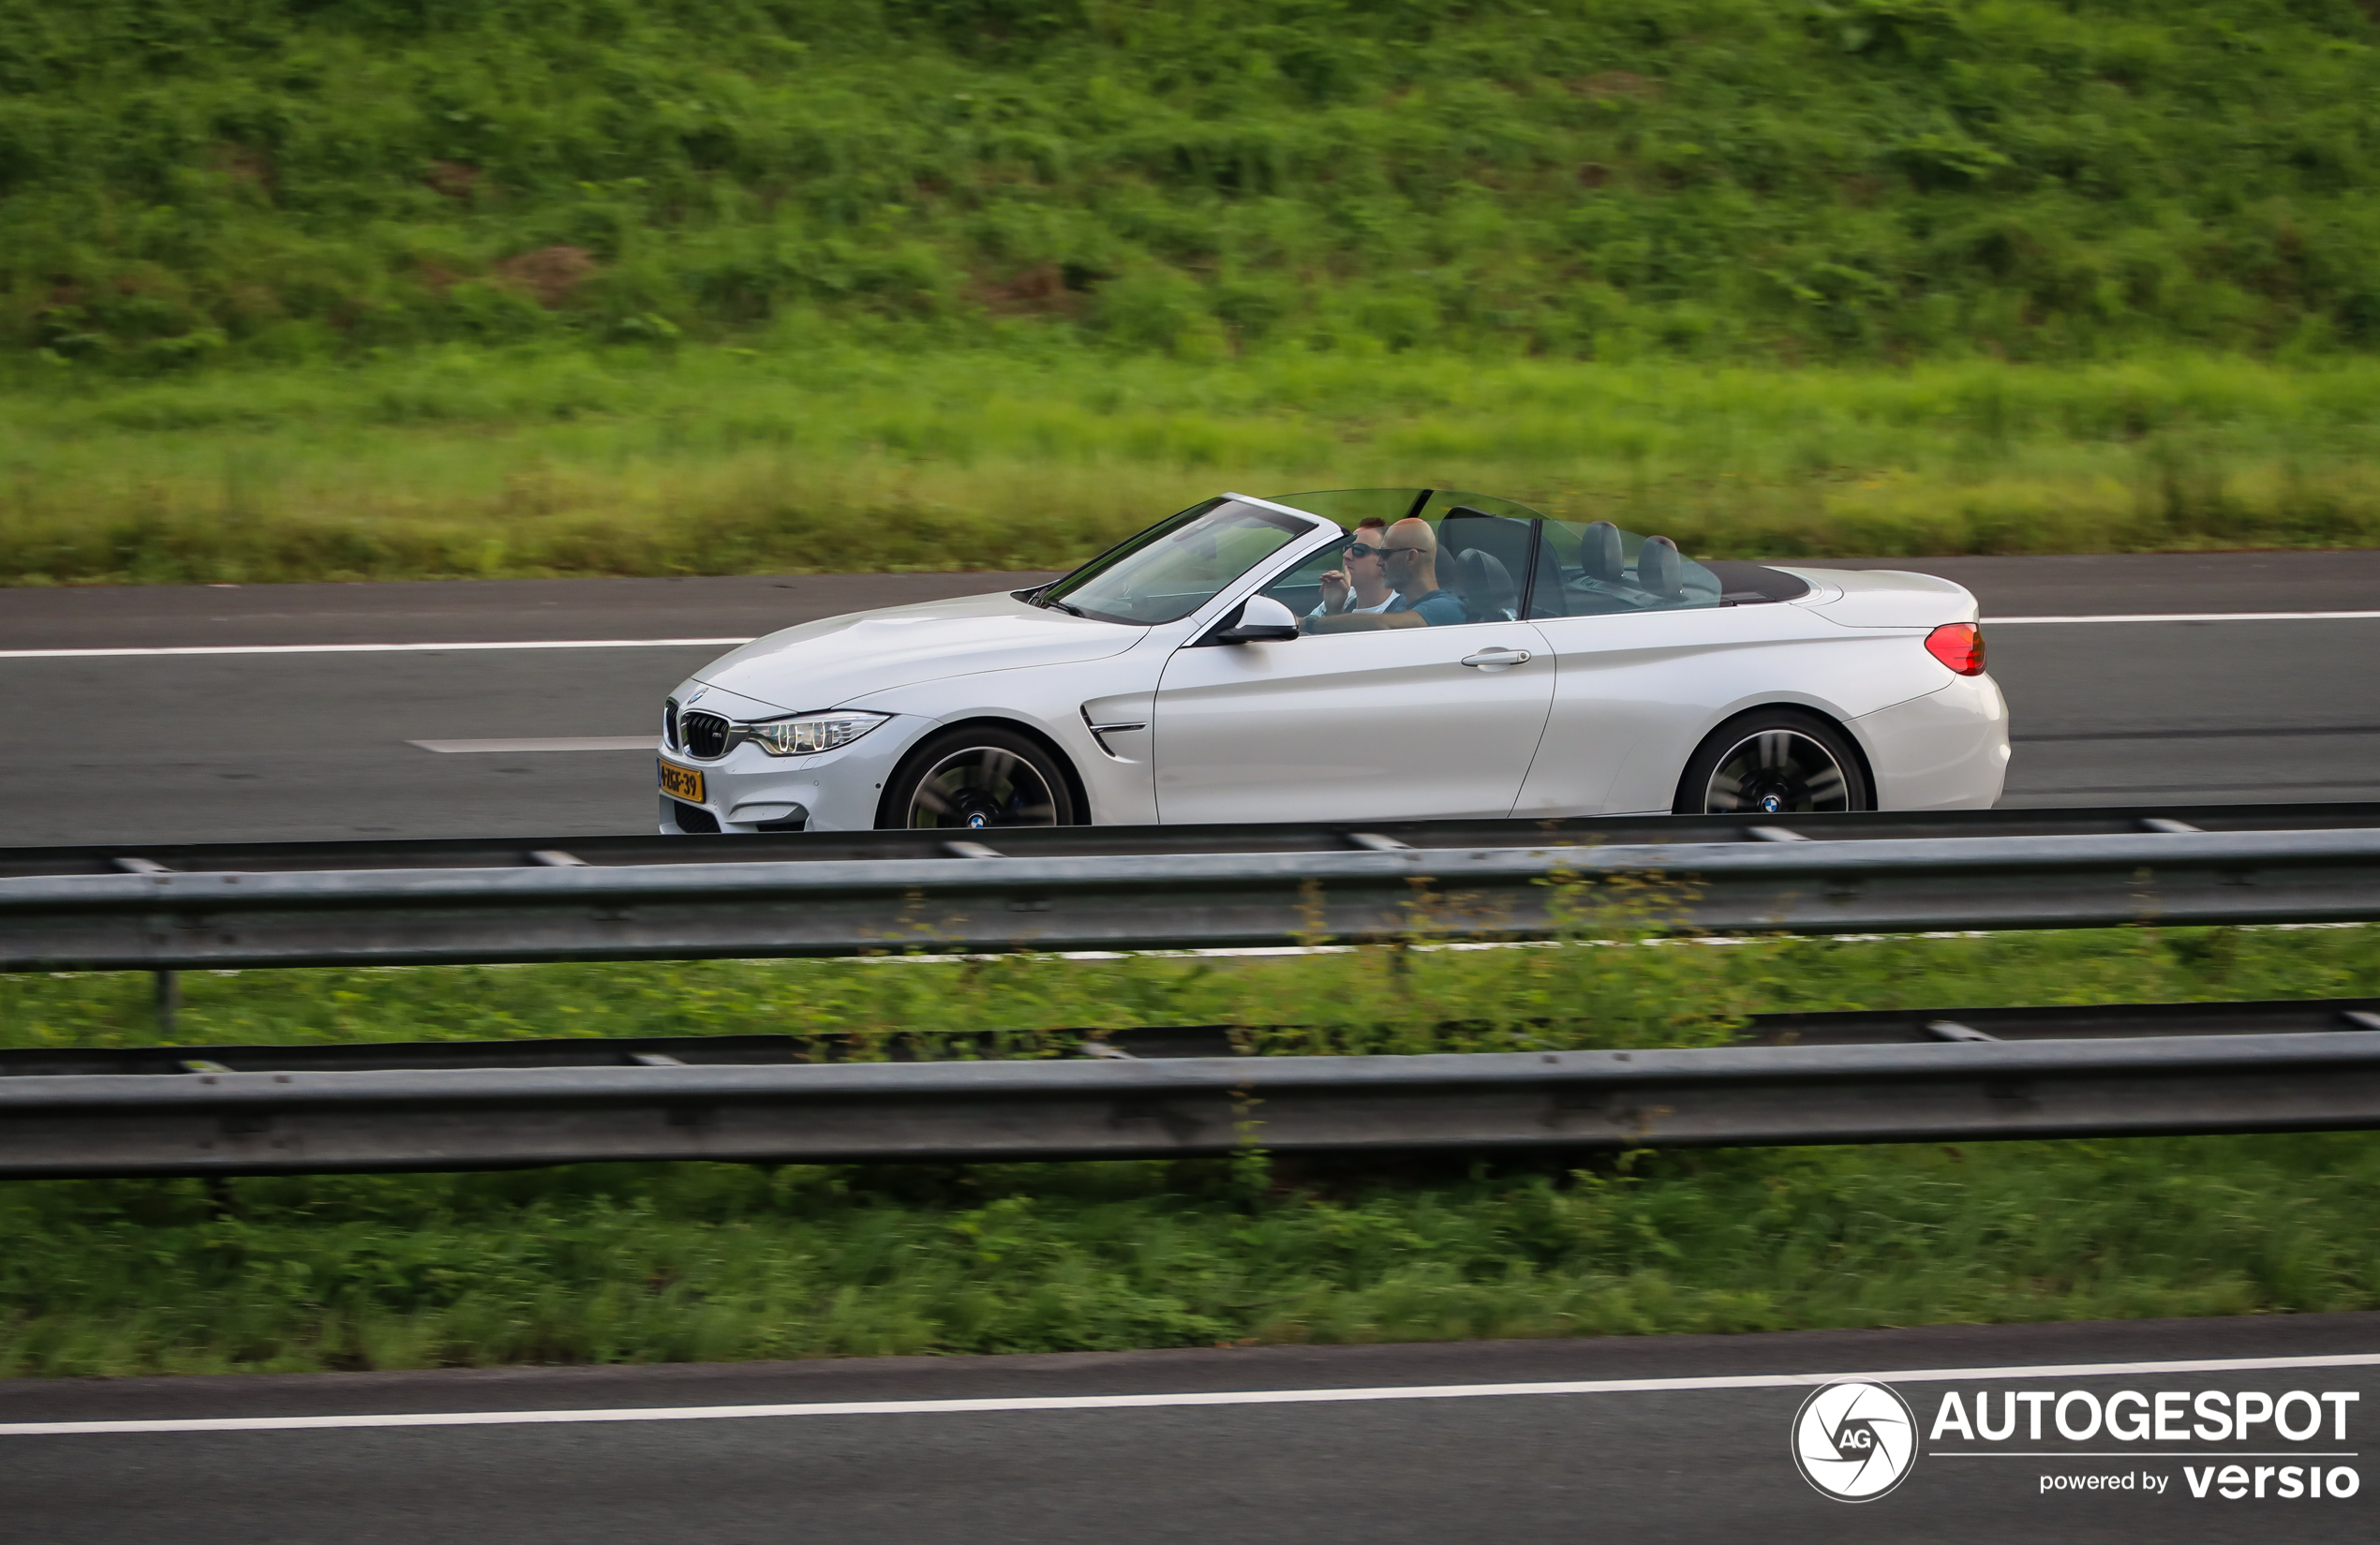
[1925, 621, 1986, 676]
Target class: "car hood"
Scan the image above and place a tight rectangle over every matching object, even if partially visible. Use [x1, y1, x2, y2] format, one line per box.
[690, 590, 1143, 711]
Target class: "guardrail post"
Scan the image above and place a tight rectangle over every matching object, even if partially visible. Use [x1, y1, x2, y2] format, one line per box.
[154, 970, 180, 1033]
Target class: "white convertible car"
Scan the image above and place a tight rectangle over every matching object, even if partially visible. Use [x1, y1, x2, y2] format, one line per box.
[656, 489, 2008, 833]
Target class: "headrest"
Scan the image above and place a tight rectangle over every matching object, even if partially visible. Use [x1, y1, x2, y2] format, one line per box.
[1457, 547, 1517, 617]
[1638, 534, 1683, 599]
[1580, 520, 1624, 583]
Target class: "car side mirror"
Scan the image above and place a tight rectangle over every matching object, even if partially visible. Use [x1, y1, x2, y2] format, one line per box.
[1206, 595, 1301, 645]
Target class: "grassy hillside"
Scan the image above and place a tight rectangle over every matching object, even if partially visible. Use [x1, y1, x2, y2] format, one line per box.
[8, 3, 2380, 580]
[8, 349, 2380, 583]
[8, 0, 2380, 369]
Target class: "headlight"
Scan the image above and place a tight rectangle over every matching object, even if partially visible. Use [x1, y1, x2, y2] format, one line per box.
[743, 711, 890, 757]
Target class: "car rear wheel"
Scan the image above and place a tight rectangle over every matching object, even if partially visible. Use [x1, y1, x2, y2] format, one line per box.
[882, 727, 1078, 830]
[1674, 709, 1872, 815]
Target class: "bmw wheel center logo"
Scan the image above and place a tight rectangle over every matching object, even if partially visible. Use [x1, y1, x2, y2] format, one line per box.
[1792, 1381, 1919, 1502]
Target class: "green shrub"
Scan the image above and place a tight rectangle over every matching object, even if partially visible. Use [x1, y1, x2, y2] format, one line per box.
[7, 1, 2380, 371]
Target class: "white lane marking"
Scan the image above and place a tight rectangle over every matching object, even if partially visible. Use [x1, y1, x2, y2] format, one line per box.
[2, 612, 2376, 661]
[0, 639, 752, 661]
[6, 1351, 2375, 1437]
[1988, 611, 2380, 625]
[409, 737, 656, 753]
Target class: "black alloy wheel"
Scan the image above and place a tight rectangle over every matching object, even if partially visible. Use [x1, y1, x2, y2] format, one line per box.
[884, 727, 1078, 830]
[1674, 709, 1872, 815]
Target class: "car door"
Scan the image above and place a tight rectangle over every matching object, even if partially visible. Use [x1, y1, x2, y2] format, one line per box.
[1151, 529, 1555, 824]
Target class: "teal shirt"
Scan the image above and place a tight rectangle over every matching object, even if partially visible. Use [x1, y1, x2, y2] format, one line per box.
[1390, 587, 1468, 626]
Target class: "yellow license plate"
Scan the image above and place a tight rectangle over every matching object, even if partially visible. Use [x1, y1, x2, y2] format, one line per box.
[657, 761, 706, 802]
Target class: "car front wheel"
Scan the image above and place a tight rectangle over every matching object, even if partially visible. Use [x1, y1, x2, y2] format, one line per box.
[1673, 709, 1872, 815]
[881, 726, 1078, 830]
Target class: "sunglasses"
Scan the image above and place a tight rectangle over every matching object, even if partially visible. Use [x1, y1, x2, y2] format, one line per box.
[1343, 542, 1384, 558]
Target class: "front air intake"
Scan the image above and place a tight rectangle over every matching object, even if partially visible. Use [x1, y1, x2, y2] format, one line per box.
[662, 698, 680, 750]
[681, 710, 734, 759]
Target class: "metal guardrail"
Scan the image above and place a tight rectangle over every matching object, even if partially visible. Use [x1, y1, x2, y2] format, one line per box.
[7, 801, 2380, 880]
[4, 823, 2380, 971]
[3, 1016, 2378, 1177]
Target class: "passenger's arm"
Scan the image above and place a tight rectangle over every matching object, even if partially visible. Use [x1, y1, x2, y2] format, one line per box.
[1304, 611, 1389, 632]
[1304, 610, 1426, 633]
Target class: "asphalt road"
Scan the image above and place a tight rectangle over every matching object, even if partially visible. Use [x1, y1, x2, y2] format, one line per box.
[3, 552, 2376, 845]
[2, 564, 2376, 1545]
[1, 1313, 2373, 1544]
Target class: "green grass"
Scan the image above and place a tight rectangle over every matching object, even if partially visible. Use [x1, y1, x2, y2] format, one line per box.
[13, 2, 2380, 581]
[4, 924, 2377, 1375]
[10, 1136, 2378, 1375]
[9, 2, 2380, 366]
[9, 348, 2380, 584]
[8, 922, 2378, 1056]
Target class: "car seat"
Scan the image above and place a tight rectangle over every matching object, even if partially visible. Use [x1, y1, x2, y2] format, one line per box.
[1579, 520, 1625, 584]
[1638, 534, 1684, 600]
[1440, 506, 1533, 620]
[1453, 547, 1519, 621]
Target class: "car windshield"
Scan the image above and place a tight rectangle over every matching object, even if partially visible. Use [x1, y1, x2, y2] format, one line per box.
[1034, 498, 1314, 625]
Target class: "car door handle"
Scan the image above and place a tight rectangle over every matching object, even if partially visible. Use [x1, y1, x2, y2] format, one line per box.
[1460, 648, 1533, 668]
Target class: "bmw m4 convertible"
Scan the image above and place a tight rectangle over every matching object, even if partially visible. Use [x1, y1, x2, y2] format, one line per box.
[656, 488, 2009, 833]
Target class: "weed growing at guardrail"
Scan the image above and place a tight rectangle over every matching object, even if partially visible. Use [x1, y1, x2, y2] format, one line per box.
[2, 924, 2373, 1056]
[1225, 866, 1740, 1057]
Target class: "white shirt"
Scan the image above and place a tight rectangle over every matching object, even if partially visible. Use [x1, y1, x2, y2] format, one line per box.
[1309, 591, 1400, 619]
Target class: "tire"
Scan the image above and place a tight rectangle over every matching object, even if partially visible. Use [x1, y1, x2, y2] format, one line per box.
[1673, 708, 1872, 815]
[880, 725, 1078, 830]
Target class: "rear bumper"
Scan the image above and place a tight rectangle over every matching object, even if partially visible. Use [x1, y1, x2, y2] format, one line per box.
[1852, 674, 2011, 810]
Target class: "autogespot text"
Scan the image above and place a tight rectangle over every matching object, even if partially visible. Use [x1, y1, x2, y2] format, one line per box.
[1926, 1387, 2362, 1503]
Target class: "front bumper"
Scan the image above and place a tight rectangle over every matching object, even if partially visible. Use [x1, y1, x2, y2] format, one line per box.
[655, 715, 921, 833]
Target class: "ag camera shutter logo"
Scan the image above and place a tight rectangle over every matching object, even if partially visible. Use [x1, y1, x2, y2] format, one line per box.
[1792, 1381, 1920, 1502]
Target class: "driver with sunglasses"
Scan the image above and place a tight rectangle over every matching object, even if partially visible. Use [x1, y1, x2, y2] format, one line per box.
[1307, 517, 1466, 631]
[1311, 518, 1401, 618]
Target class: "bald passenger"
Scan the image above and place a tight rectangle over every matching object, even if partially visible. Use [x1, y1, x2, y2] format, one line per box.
[1305, 516, 1466, 631]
